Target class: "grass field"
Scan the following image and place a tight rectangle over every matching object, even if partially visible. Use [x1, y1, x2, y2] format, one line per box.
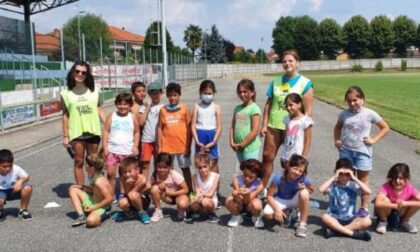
[266, 70, 420, 139]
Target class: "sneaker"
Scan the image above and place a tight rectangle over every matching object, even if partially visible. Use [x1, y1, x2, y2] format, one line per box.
[18, 209, 32, 221]
[177, 210, 186, 221]
[376, 221, 388, 234]
[401, 221, 418, 234]
[71, 214, 86, 227]
[283, 208, 298, 228]
[356, 208, 370, 218]
[216, 201, 222, 209]
[295, 224, 307, 238]
[151, 208, 163, 222]
[352, 230, 371, 241]
[138, 211, 151, 224]
[184, 211, 194, 223]
[208, 212, 219, 223]
[0, 209, 5, 222]
[227, 215, 244, 227]
[253, 215, 264, 228]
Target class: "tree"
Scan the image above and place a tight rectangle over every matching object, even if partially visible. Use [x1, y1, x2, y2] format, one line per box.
[272, 16, 296, 57]
[233, 49, 252, 63]
[62, 13, 111, 62]
[183, 24, 202, 59]
[343, 15, 371, 59]
[143, 21, 175, 63]
[415, 24, 420, 48]
[223, 39, 235, 62]
[318, 18, 342, 59]
[393, 15, 416, 57]
[369, 15, 394, 58]
[255, 49, 269, 63]
[293, 15, 319, 60]
[200, 25, 225, 63]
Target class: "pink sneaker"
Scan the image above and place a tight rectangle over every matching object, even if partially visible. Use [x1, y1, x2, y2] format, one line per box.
[151, 209, 163, 222]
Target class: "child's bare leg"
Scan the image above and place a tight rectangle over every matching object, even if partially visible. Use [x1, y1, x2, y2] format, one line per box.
[68, 185, 86, 214]
[321, 213, 353, 236]
[0, 199, 5, 208]
[356, 170, 370, 209]
[298, 189, 310, 224]
[201, 198, 215, 213]
[19, 184, 32, 209]
[86, 212, 101, 228]
[106, 164, 118, 195]
[374, 197, 392, 221]
[226, 195, 241, 215]
[141, 161, 150, 181]
[181, 167, 193, 192]
[247, 198, 262, 216]
[345, 217, 372, 231]
[401, 205, 420, 222]
[127, 191, 144, 211]
[118, 197, 131, 212]
[190, 201, 201, 213]
[150, 185, 162, 209]
[176, 195, 189, 211]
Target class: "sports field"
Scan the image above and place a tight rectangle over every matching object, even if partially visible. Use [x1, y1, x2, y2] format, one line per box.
[269, 71, 420, 140]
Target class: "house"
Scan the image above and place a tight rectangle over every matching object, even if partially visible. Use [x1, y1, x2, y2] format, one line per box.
[35, 29, 61, 60]
[336, 52, 349, 61]
[266, 50, 279, 63]
[108, 26, 144, 62]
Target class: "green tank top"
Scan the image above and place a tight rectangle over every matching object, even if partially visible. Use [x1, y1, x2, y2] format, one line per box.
[268, 74, 311, 130]
[61, 88, 101, 141]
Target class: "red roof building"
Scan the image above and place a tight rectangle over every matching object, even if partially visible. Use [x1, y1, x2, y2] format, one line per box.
[35, 29, 61, 60]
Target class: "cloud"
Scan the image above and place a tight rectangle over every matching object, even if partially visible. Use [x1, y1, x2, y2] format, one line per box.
[308, 0, 324, 11]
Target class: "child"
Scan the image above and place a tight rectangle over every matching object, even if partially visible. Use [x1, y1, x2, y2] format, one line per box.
[157, 82, 193, 192]
[190, 153, 220, 223]
[191, 80, 222, 171]
[112, 156, 151, 224]
[141, 82, 164, 180]
[102, 93, 139, 195]
[334, 86, 389, 218]
[148, 153, 189, 222]
[0, 149, 33, 221]
[263, 154, 313, 237]
[374, 163, 420, 234]
[226, 159, 264, 228]
[319, 158, 372, 241]
[131, 81, 148, 120]
[230, 79, 261, 163]
[280, 93, 313, 169]
[69, 153, 113, 228]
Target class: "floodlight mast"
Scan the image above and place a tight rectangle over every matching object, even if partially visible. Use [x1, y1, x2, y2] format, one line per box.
[160, 0, 168, 87]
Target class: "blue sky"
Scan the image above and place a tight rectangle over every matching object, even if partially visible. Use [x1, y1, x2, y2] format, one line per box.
[1, 0, 420, 52]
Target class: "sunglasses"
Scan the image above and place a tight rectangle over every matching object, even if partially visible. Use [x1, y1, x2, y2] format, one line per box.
[75, 69, 87, 76]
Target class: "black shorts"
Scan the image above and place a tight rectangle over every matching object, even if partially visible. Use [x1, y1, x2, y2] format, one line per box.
[72, 135, 101, 144]
[127, 193, 151, 210]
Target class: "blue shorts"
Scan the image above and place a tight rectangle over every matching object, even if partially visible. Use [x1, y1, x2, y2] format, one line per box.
[0, 183, 32, 202]
[339, 148, 372, 171]
[195, 129, 219, 160]
[236, 148, 259, 163]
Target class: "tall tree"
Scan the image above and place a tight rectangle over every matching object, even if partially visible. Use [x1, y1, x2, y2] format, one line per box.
[369, 15, 394, 58]
[255, 49, 268, 63]
[393, 15, 416, 57]
[143, 21, 174, 63]
[183, 24, 202, 59]
[318, 18, 342, 59]
[223, 39, 235, 62]
[293, 15, 319, 60]
[343, 15, 371, 59]
[201, 25, 225, 63]
[62, 13, 111, 62]
[272, 16, 296, 57]
[415, 24, 420, 48]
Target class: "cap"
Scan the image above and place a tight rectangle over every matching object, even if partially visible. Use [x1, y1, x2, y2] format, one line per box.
[147, 82, 163, 91]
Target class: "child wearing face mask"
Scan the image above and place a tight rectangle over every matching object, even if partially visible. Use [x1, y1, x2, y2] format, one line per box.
[191, 80, 222, 173]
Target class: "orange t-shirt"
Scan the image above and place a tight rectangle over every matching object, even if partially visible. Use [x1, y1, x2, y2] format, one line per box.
[159, 104, 188, 154]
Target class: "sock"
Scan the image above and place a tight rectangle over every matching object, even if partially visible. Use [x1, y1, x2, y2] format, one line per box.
[352, 231, 371, 241]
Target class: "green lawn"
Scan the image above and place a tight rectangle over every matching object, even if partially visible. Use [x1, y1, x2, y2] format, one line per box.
[304, 72, 420, 139]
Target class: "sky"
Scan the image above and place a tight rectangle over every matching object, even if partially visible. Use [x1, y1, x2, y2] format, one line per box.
[1, 0, 420, 52]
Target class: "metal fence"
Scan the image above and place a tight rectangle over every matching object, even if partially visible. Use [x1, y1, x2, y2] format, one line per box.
[0, 16, 32, 55]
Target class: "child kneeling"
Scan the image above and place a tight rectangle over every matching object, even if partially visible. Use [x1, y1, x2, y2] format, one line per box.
[149, 153, 189, 222]
[112, 156, 151, 224]
[319, 158, 372, 241]
[226, 159, 263, 228]
[263, 154, 313, 237]
[69, 154, 113, 228]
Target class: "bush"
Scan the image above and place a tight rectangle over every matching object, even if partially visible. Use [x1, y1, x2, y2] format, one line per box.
[351, 64, 363, 72]
[401, 59, 407, 71]
[374, 61, 383, 72]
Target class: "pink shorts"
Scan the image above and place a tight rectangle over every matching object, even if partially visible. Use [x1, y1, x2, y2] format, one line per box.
[105, 152, 129, 166]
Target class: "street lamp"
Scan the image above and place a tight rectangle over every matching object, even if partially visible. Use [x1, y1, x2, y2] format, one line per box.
[78, 10, 85, 60]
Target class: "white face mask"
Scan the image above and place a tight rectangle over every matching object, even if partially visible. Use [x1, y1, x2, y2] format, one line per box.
[200, 94, 214, 104]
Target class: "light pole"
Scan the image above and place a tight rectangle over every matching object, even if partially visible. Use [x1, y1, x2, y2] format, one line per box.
[77, 11, 85, 60]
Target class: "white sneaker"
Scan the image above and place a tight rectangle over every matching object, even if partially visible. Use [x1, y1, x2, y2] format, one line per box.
[376, 221, 388, 234]
[401, 221, 418, 234]
[253, 216, 264, 228]
[228, 215, 243, 227]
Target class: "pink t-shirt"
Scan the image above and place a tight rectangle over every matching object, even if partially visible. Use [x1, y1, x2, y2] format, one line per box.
[149, 170, 184, 192]
[379, 181, 419, 203]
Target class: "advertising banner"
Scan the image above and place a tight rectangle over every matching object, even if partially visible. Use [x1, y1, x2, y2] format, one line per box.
[39, 101, 62, 118]
[1, 104, 36, 129]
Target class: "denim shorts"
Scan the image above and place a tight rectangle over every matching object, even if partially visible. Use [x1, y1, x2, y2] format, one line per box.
[171, 154, 191, 169]
[339, 148, 372, 171]
[0, 182, 32, 202]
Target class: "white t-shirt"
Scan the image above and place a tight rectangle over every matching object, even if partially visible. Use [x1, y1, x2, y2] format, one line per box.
[195, 102, 217, 131]
[280, 115, 314, 161]
[195, 172, 218, 204]
[142, 104, 164, 143]
[108, 112, 135, 155]
[0, 164, 28, 190]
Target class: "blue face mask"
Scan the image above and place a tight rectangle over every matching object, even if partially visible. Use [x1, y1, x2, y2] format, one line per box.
[200, 94, 214, 104]
[166, 103, 180, 111]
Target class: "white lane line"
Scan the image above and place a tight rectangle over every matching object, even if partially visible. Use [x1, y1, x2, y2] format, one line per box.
[227, 228, 234, 252]
[15, 141, 61, 161]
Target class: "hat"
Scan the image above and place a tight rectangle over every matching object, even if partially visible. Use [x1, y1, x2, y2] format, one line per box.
[147, 82, 163, 91]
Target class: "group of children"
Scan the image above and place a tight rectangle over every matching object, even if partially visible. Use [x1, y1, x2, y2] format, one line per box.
[1, 51, 419, 242]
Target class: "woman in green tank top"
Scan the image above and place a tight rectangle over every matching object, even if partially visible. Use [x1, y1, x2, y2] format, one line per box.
[260, 50, 314, 187]
[61, 61, 106, 186]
